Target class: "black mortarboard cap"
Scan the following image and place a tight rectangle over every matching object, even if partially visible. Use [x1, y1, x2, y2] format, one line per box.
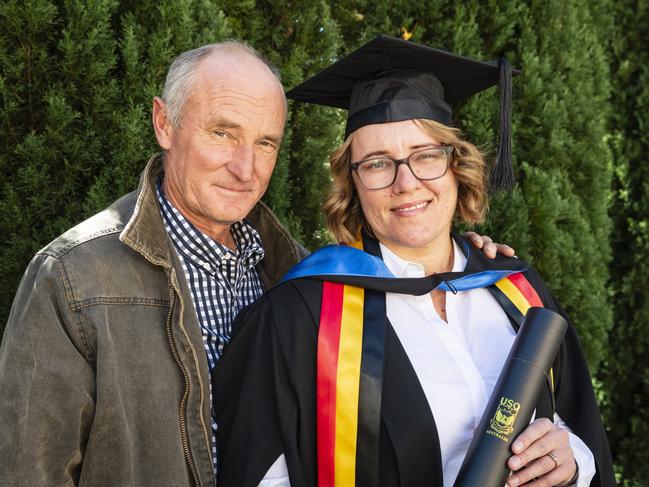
[286, 35, 519, 191]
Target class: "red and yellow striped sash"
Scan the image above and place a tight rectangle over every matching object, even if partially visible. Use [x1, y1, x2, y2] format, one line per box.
[494, 272, 543, 314]
[317, 240, 365, 487]
[494, 272, 555, 392]
[317, 281, 364, 487]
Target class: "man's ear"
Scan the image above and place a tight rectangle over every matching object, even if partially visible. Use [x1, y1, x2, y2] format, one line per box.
[152, 97, 173, 150]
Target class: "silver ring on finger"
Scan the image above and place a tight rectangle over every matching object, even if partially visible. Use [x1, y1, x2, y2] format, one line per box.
[546, 450, 559, 469]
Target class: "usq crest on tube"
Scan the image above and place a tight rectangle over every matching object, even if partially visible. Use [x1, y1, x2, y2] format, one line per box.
[487, 396, 521, 441]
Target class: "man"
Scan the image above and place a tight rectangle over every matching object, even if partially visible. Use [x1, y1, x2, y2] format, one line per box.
[0, 40, 507, 486]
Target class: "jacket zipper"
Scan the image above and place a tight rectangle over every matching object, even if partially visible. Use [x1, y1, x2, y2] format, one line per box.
[166, 284, 202, 487]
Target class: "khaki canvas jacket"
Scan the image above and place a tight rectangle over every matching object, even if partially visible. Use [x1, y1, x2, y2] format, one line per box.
[0, 155, 306, 487]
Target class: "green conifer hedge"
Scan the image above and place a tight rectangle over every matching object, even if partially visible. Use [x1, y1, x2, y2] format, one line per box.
[0, 0, 645, 483]
[599, 1, 649, 484]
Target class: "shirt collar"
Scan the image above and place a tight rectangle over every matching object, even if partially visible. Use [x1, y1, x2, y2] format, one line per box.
[379, 238, 467, 278]
[156, 177, 265, 273]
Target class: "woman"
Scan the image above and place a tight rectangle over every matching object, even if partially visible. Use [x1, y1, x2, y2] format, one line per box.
[214, 36, 614, 487]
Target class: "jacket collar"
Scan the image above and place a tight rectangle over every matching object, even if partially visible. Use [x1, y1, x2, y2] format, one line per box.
[119, 154, 174, 268]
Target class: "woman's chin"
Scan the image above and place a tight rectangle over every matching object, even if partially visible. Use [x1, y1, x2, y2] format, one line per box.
[379, 230, 450, 254]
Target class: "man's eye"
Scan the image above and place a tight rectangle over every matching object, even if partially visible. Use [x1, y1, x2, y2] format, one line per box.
[259, 140, 275, 149]
[213, 130, 228, 138]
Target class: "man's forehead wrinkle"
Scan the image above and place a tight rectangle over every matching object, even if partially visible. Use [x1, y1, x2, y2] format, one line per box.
[207, 88, 284, 109]
[195, 60, 284, 108]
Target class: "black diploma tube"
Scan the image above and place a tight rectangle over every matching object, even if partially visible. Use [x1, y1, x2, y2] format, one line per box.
[454, 307, 568, 487]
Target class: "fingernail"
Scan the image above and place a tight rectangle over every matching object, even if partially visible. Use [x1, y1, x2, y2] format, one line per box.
[509, 456, 521, 469]
[512, 440, 524, 452]
[509, 476, 519, 486]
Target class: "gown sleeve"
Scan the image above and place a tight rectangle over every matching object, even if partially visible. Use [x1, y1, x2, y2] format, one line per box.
[524, 267, 615, 487]
[213, 293, 289, 487]
[213, 281, 320, 487]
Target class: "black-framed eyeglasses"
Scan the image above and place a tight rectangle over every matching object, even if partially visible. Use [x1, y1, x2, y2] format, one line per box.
[350, 145, 454, 190]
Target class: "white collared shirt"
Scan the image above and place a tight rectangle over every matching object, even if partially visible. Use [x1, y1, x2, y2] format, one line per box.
[381, 241, 595, 486]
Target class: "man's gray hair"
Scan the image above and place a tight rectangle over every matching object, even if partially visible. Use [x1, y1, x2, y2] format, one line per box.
[161, 40, 282, 127]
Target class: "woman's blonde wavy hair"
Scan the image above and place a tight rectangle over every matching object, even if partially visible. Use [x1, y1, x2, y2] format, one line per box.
[324, 119, 489, 244]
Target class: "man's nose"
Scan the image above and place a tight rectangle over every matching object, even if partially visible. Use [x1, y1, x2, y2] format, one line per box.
[228, 144, 255, 181]
[392, 162, 421, 193]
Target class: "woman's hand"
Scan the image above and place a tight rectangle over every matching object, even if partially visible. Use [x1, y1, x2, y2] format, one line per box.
[464, 231, 515, 259]
[506, 418, 576, 486]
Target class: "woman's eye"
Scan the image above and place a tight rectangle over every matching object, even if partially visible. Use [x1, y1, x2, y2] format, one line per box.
[415, 151, 443, 162]
[367, 160, 389, 170]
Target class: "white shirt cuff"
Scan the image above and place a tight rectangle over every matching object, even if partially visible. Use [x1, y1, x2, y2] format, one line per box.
[258, 454, 290, 487]
[555, 413, 596, 486]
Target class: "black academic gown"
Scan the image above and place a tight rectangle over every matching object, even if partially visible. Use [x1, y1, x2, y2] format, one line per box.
[213, 234, 615, 487]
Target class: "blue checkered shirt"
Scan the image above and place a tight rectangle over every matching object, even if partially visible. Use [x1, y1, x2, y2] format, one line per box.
[157, 180, 265, 476]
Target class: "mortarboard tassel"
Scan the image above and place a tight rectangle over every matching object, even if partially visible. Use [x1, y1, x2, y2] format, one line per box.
[490, 58, 516, 191]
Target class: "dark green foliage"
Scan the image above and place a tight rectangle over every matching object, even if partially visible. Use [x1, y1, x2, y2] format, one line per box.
[501, 0, 613, 368]
[0, 1, 645, 480]
[599, 1, 649, 484]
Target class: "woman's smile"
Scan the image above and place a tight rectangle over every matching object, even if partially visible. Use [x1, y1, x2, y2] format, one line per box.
[391, 199, 431, 215]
